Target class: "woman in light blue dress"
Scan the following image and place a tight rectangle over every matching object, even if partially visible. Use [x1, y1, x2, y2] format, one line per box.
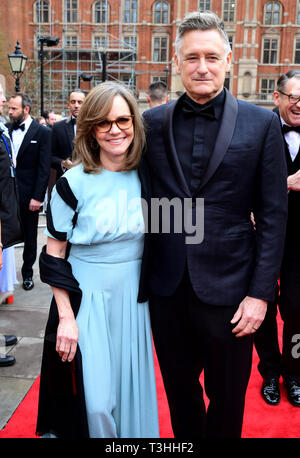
[37, 82, 159, 438]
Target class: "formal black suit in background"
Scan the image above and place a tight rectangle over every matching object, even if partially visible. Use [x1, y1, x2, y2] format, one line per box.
[142, 87, 288, 437]
[9, 119, 51, 282]
[51, 116, 75, 181]
[255, 107, 300, 384]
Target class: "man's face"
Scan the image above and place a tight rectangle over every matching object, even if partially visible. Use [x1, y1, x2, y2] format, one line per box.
[0, 84, 7, 116]
[274, 77, 300, 126]
[175, 29, 232, 104]
[68, 92, 85, 117]
[8, 96, 26, 124]
[48, 112, 56, 125]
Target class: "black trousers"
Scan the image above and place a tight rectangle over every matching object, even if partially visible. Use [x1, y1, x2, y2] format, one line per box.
[149, 268, 253, 438]
[19, 203, 39, 280]
[254, 257, 300, 379]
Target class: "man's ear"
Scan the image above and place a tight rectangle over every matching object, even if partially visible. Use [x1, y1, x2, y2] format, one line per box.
[273, 91, 280, 107]
[174, 53, 181, 75]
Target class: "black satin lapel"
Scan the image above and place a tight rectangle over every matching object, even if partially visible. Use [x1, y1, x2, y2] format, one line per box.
[199, 89, 238, 191]
[16, 120, 39, 159]
[66, 119, 75, 149]
[163, 97, 191, 196]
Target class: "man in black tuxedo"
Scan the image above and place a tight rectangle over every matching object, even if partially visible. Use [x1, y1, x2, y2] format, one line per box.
[50, 89, 85, 181]
[147, 81, 169, 108]
[8, 93, 51, 291]
[142, 11, 288, 438]
[255, 70, 300, 408]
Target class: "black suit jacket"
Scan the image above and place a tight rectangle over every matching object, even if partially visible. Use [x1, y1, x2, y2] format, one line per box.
[8, 119, 51, 206]
[142, 89, 288, 306]
[274, 107, 300, 257]
[51, 116, 75, 179]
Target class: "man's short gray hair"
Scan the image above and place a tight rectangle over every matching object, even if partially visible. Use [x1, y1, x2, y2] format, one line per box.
[175, 11, 231, 60]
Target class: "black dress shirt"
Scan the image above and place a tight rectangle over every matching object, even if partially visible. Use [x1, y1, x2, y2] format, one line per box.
[173, 90, 225, 193]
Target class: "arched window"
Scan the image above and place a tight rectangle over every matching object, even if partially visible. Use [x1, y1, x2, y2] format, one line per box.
[124, 0, 138, 23]
[223, 0, 235, 22]
[199, 0, 211, 11]
[153, 1, 169, 24]
[264, 2, 281, 25]
[94, 1, 109, 24]
[35, 0, 49, 23]
[64, 0, 78, 23]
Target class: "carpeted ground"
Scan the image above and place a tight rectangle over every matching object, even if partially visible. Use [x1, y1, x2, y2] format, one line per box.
[0, 318, 299, 438]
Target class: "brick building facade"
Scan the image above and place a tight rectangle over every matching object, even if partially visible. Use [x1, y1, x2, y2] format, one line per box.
[1, 0, 300, 114]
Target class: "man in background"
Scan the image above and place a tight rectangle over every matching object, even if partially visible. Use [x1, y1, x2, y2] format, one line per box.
[0, 82, 18, 366]
[255, 70, 300, 408]
[146, 81, 168, 108]
[8, 93, 51, 291]
[50, 89, 85, 182]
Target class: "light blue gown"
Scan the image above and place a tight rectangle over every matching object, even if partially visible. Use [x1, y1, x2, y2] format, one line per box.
[46, 164, 159, 438]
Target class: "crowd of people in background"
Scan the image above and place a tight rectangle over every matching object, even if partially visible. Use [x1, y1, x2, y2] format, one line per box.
[0, 10, 300, 439]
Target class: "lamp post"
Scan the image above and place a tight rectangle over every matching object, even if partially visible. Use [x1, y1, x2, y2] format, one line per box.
[38, 36, 59, 115]
[78, 73, 93, 88]
[163, 66, 170, 90]
[8, 41, 28, 92]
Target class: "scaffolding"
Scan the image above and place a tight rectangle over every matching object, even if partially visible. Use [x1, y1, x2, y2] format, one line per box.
[32, 0, 137, 115]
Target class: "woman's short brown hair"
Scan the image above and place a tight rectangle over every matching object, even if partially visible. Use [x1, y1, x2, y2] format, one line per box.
[73, 81, 145, 173]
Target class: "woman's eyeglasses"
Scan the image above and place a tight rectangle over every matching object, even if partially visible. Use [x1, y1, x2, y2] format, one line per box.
[96, 115, 134, 132]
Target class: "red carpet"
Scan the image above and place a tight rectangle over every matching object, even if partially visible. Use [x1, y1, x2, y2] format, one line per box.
[1, 318, 300, 438]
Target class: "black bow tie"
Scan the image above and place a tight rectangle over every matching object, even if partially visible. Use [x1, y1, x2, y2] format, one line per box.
[282, 124, 300, 134]
[182, 98, 215, 120]
[12, 123, 25, 131]
[71, 117, 76, 125]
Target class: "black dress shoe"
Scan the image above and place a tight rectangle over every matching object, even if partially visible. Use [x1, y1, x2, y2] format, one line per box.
[22, 277, 34, 291]
[284, 377, 300, 407]
[0, 353, 16, 367]
[4, 335, 17, 346]
[261, 377, 280, 405]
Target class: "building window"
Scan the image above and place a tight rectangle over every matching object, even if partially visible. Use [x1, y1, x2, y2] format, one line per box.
[262, 38, 278, 64]
[223, 0, 235, 22]
[124, 0, 138, 23]
[64, 35, 78, 60]
[261, 78, 275, 99]
[65, 0, 78, 23]
[123, 36, 137, 61]
[35, 0, 49, 23]
[94, 1, 109, 23]
[152, 75, 168, 85]
[264, 2, 281, 25]
[64, 35, 78, 47]
[199, 0, 211, 11]
[120, 74, 136, 91]
[297, 1, 300, 25]
[64, 74, 77, 92]
[153, 1, 169, 24]
[93, 35, 109, 49]
[153, 36, 168, 62]
[295, 39, 300, 64]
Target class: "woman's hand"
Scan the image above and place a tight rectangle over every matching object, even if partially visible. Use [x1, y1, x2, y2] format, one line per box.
[56, 315, 79, 362]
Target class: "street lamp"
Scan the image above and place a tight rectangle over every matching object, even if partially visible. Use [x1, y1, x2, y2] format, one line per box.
[163, 66, 170, 90]
[38, 36, 60, 115]
[78, 73, 93, 88]
[8, 41, 28, 92]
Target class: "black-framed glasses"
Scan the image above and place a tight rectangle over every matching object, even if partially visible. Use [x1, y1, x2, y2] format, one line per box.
[96, 115, 134, 132]
[278, 90, 300, 104]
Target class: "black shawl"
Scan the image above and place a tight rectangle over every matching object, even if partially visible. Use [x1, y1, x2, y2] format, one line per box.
[36, 246, 89, 438]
